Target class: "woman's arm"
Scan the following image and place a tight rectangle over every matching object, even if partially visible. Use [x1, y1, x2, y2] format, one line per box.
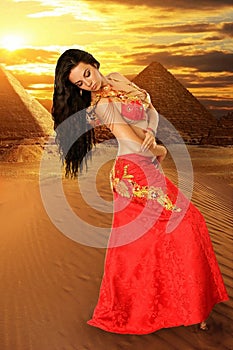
[107, 72, 159, 150]
[94, 97, 167, 161]
[128, 102, 159, 152]
[147, 103, 159, 135]
[136, 103, 159, 151]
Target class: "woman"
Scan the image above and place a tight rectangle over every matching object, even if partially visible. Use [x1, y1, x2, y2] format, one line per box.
[52, 49, 229, 335]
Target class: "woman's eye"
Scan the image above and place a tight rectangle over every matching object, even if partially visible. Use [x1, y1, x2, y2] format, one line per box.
[85, 70, 90, 77]
[74, 69, 90, 87]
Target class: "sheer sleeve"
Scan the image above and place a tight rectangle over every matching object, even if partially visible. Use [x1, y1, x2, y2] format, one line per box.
[94, 97, 117, 130]
[94, 97, 134, 134]
[107, 72, 151, 107]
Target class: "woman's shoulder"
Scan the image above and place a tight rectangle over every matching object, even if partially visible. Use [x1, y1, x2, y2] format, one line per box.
[106, 72, 131, 84]
[106, 72, 145, 94]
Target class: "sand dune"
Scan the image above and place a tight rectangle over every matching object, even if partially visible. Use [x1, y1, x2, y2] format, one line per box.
[0, 144, 232, 350]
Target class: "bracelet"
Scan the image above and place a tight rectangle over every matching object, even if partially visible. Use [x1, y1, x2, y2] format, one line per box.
[146, 127, 156, 138]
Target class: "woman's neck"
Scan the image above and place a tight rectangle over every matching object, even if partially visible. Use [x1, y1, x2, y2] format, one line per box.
[100, 73, 109, 87]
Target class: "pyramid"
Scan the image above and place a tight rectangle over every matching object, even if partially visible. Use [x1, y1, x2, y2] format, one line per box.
[0, 66, 53, 161]
[0, 66, 53, 140]
[133, 62, 217, 144]
[207, 113, 233, 145]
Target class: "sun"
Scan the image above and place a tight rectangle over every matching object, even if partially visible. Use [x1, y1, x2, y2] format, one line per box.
[1, 35, 25, 51]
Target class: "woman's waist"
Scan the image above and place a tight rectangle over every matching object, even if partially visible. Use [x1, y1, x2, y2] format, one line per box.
[116, 151, 154, 163]
[117, 138, 154, 158]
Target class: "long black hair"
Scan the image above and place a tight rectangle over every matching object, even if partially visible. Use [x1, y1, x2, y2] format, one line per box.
[52, 49, 100, 177]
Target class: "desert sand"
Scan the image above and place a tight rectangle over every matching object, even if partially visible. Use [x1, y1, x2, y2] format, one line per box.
[0, 143, 232, 350]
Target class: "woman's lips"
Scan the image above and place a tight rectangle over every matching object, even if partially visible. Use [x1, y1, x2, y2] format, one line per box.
[92, 83, 97, 90]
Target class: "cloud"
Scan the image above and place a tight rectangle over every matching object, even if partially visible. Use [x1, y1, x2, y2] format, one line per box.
[199, 97, 233, 117]
[123, 50, 233, 72]
[220, 22, 233, 37]
[133, 42, 198, 50]
[198, 98, 233, 107]
[176, 74, 233, 88]
[131, 23, 218, 34]
[0, 48, 58, 65]
[85, 0, 233, 9]
[14, 74, 54, 86]
[13, 0, 233, 20]
[203, 35, 224, 41]
[128, 22, 233, 38]
[14, 0, 105, 21]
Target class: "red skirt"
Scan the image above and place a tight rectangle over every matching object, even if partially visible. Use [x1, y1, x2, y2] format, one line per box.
[87, 153, 229, 334]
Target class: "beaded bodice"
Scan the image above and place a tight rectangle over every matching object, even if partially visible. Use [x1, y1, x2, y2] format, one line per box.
[86, 82, 151, 125]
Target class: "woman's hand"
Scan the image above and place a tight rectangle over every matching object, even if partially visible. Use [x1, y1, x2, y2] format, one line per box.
[155, 145, 167, 163]
[141, 131, 156, 151]
[141, 143, 167, 163]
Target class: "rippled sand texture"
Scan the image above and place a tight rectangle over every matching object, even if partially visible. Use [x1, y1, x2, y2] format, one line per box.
[0, 144, 232, 350]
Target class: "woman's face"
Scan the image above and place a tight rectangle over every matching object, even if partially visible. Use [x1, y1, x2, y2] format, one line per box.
[69, 62, 103, 91]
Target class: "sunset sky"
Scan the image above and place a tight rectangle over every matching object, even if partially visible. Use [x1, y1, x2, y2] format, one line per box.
[0, 0, 232, 117]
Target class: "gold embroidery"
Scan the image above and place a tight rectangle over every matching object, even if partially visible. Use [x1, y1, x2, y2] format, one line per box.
[111, 164, 181, 212]
[115, 180, 131, 199]
[89, 84, 150, 113]
[123, 165, 134, 180]
[92, 84, 148, 107]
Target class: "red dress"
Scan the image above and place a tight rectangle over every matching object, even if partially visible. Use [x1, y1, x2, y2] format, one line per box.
[86, 84, 229, 334]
